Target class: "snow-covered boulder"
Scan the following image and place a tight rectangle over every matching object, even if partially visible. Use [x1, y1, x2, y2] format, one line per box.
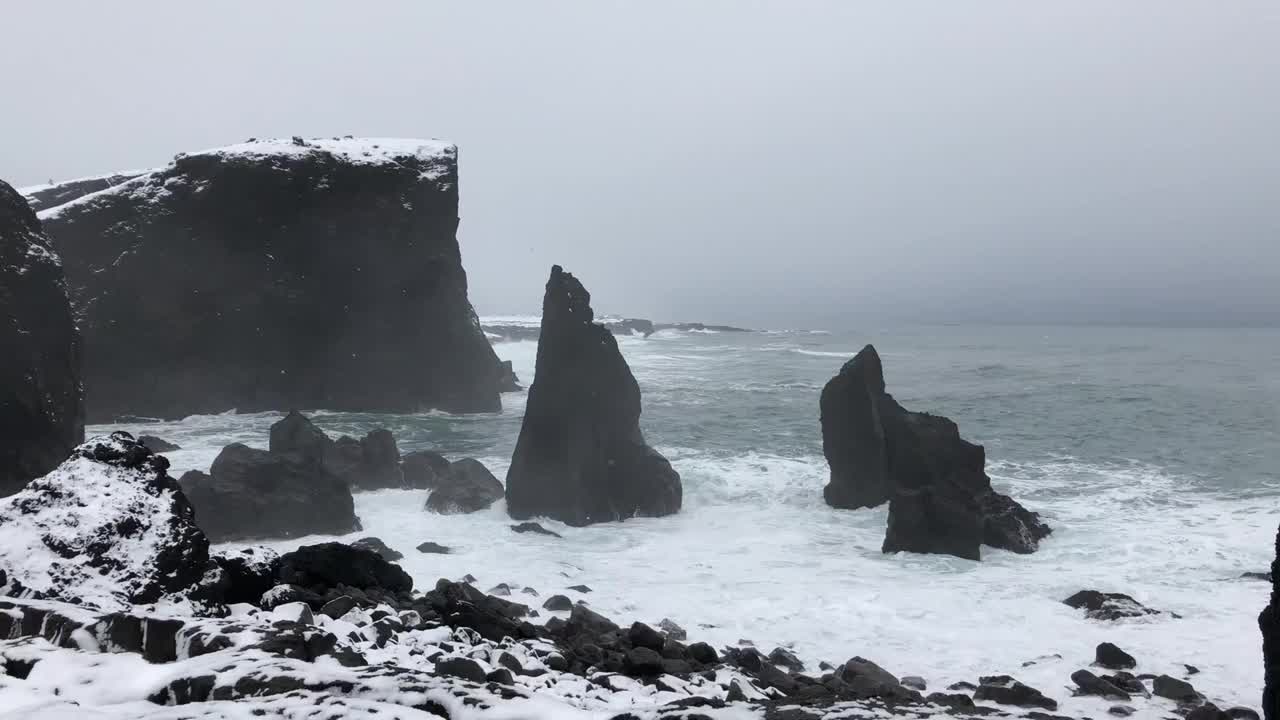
[0, 179, 83, 497]
[0, 432, 217, 610]
[38, 137, 510, 422]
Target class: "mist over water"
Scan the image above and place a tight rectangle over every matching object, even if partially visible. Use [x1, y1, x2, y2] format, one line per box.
[94, 322, 1280, 714]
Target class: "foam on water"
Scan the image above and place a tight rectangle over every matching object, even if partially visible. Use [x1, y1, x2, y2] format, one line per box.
[93, 325, 1279, 715]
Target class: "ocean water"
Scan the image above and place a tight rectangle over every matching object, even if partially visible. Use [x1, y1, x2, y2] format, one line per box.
[93, 323, 1280, 714]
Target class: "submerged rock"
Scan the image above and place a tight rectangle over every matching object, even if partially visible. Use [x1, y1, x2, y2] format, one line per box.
[821, 345, 1050, 560]
[402, 450, 450, 489]
[137, 435, 181, 453]
[40, 137, 509, 421]
[180, 442, 358, 542]
[0, 179, 83, 497]
[277, 542, 412, 596]
[425, 458, 503, 514]
[511, 522, 562, 538]
[0, 433, 216, 609]
[505, 265, 682, 526]
[324, 429, 403, 490]
[351, 537, 403, 561]
[1063, 590, 1166, 621]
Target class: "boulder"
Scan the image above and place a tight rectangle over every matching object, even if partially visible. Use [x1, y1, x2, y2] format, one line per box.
[0, 179, 83, 497]
[351, 537, 403, 561]
[212, 547, 281, 606]
[0, 433, 216, 609]
[1064, 590, 1165, 621]
[401, 450, 450, 489]
[425, 458, 503, 513]
[511, 522, 562, 538]
[821, 345, 1050, 559]
[973, 675, 1057, 710]
[1095, 642, 1137, 670]
[39, 137, 510, 422]
[1152, 674, 1199, 702]
[1262, 523, 1280, 720]
[277, 542, 412, 595]
[324, 429, 403, 490]
[180, 443, 358, 542]
[269, 410, 331, 466]
[1071, 669, 1131, 700]
[138, 435, 181, 453]
[505, 265, 682, 525]
[416, 541, 451, 554]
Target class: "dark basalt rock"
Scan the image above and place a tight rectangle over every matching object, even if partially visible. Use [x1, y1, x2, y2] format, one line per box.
[39, 138, 509, 421]
[402, 450, 450, 489]
[351, 537, 404, 561]
[138, 435, 181, 453]
[0, 433, 215, 608]
[505, 265, 682, 526]
[1064, 590, 1165, 621]
[19, 172, 144, 212]
[543, 595, 573, 611]
[269, 410, 331, 466]
[0, 179, 83, 497]
[1262, 523, 1280, 720]
[1095, 642, 1137, 670]
[973, 675, 1058, 710]
[212, 547, 281, 606]
[822, 346, 1049, 560]
[180, 442, 358, 542]
[1152, 674, 1199, 702]
[1071, 669, 1131, 700]
[325, 430, 403, 490]
[425, 458, 503, 513]
[416, 542, 451, 554]
[277, 542, 413, 595]
[512, 522, 562, 538]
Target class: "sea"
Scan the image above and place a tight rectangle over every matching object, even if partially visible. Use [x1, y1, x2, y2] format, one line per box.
[93, 319, 1280, 713]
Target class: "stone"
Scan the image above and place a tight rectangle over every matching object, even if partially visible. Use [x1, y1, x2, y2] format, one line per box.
[416, 542, 451, 554]
[320, 595, 358, 619]
[1071, 669, 1131, 700]
[505, 265, 681, 525]
[511, 522, 562, 538]
[402, 450, 450, 489]
[900, 675, 927, 691]
[351, 537, 403, 561]
[628, 622, 665, 651]
[39, 138, 511, 421]
[625, 647, 664, 675]
[325, 430, 403, 490]
[1152, 674, 1199, 702]
[687, 642, 718, 664]
[659, 618, 687, 640]
[212, 547, 281, 606]
[277, 542, 412, 594]
[434, 657, 487, 684]
[425, 458, 503, 513]
[1095, 642, 1137, 670]
[1262, 523, 1280, 720]
[137, 435, 181, 453]
[973, 675, 1058, 710]
[0, 179, 83, 497]
[769, 647, 805, 672]
[1064, 590, 1164, 621]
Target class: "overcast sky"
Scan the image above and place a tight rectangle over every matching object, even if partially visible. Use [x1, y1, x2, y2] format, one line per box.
[3, 2, 1276, 328]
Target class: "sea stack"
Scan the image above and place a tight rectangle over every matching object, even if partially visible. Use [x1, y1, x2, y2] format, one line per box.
[0, 179, 84, 497]
[37, 137, 508, 421]
[1260, 523, 1280, 720]
[821, 345, 1050, 560]
[505, 265, 681, 526]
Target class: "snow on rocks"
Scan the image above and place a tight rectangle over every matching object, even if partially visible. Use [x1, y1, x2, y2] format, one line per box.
[0, 432, 218, 611]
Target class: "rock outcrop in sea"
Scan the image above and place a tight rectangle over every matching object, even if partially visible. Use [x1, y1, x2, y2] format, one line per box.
[0, 179, 84, 497]
[821, 345, 1050, 560]
[37, 137, 509, 421]
[0, 432, 217, 610]
[1260, 523, 1279, 720]
[505, 265, 681, 526]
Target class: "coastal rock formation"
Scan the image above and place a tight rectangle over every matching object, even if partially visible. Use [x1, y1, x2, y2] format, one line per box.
[1260, 524, 1279, 720]
[38, 137, 508, 421]
[269, 411, 402, 489]
[425, 458, 504, 514]
[137, 435, 180, 453]
[821, 345, 1050, 560]
[402, 449, 450, 489]
[0, 179, 83, 497]
[18, 171, 146, 212]
[505, 265, 681, 526]
[0, 432, 216, 609]
[180, 442, 358, 542]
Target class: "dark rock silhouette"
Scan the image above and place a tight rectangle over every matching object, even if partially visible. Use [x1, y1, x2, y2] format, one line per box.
[212, 547, 281, 606]
[0, 180, 83, 497]
[19, 171, 145, 212]
[0, 433, 215, 608]
[277, 542, 412, 595]
[1261, 524, 1280, 720]
[1064, 590, 1168, 621]
[138, 435, 181, 453]
[268, 411, 402, 489]
[820, 345, 1049, 560]
[38, 138, 508, 421]
[425, 458, 503, 514]
[505, 265, 681, 526]
[180, 442, 358, 542]
[401, 450, 450, 489]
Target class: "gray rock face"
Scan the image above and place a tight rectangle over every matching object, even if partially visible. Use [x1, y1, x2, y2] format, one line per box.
[19, 172, 146, 212]
[821, 345, 1050, 560]
[425, 459, 503, 514]
[505, 265, 681, 526]
[0, 180, 83, 497]
[38, 138, 508, 421]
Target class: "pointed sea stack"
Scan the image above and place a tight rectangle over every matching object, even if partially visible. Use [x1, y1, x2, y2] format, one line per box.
[37, 137, 508, 421]
[1261, 523, 1280, 720]
[0, 180, 84, 497]
[505, 265, 681, 526]
[821, 345, 1050, 560]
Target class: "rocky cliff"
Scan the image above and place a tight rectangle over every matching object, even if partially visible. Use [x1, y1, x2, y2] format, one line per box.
[506, 265, 681, 525]
[0, 179, 83, 496]
[38, 137, 506, 421]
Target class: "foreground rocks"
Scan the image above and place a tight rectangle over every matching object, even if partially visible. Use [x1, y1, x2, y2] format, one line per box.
[38, 137, 510, 421]
[1261, 523, 1280, 720]
[425, 458, 504, 513]
[1063, 590, 1173, 621]
[0, 180, 83, 497]
[506, 265, 682, 526]
[0, 433, 217, 609]
[820, 345, 1050, 560]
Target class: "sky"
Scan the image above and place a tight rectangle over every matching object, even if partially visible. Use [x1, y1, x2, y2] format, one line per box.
[2, 2, 1277, 328]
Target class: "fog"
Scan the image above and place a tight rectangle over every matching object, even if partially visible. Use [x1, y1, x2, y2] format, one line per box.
[3, 2, 1276, 328]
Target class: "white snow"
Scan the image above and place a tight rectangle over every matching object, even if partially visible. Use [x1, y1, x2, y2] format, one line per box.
[180, 136, 456, 173]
